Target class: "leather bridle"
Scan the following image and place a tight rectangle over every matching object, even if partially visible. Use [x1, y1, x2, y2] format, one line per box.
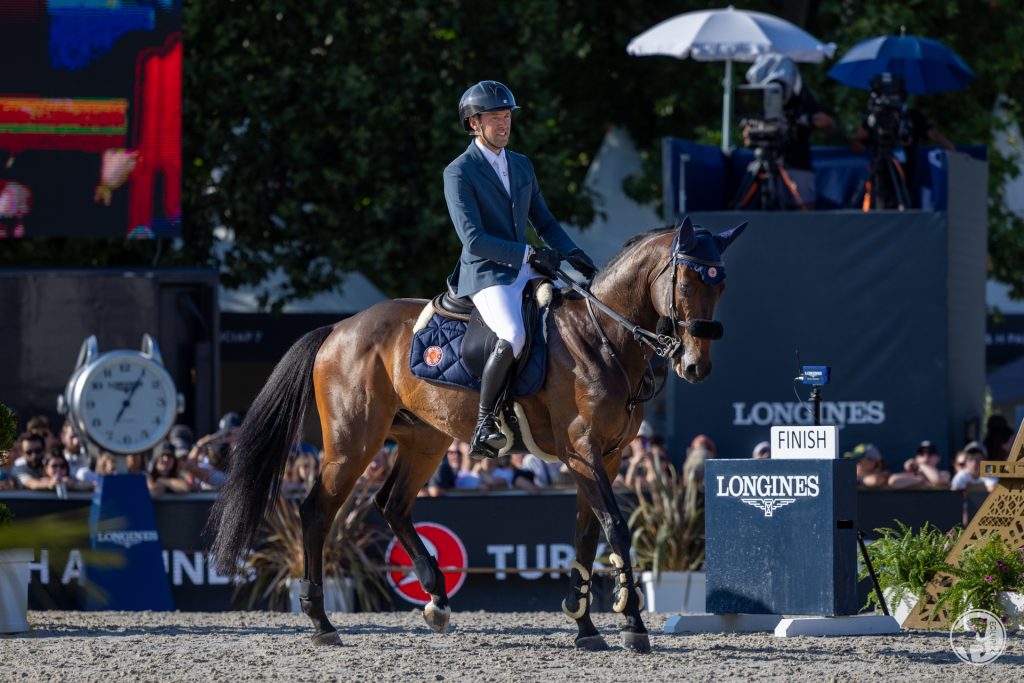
[555, 243, 724, 361]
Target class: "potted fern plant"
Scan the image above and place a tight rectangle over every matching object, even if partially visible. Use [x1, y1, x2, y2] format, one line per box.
[860, 522, 960, 626]
[0, 402, 32, 634]
[935, 533, 1024, 630]
[625, 451, 706, 614]
[240, 477, 391, 612]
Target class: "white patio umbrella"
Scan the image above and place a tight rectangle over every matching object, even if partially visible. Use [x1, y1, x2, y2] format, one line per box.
[627, 5, 835, 150]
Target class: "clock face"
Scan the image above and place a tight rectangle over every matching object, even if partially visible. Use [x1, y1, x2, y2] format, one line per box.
[71, 352, 177, 454]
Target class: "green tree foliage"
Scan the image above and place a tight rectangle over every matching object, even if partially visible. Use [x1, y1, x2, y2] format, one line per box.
[178, 0, 738, 304]
[1, 1, 1021, 306]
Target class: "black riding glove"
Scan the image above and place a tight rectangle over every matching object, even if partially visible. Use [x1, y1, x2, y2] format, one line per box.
[565, 248, 598, 279]
[528, 246, 562, 278]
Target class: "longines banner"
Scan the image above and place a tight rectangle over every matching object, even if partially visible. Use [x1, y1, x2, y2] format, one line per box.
[2, 490, 984, 612]
[672, 210, 984, 466]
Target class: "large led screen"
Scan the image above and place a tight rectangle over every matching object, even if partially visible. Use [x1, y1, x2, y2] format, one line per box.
[0, 1, 181, 238]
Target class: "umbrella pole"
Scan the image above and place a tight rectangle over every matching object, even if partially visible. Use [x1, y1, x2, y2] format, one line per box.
[722, 57, 733, 151]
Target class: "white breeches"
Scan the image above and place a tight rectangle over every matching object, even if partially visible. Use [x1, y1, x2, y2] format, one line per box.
[471, 262, 543, 358]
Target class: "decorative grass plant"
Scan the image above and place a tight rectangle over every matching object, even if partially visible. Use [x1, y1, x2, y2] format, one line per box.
[625, 451, 705, 578]
[0, 403, 18, 528]
[240, 478, 391, 611]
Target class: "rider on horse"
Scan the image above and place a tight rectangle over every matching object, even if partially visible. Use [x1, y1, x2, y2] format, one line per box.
[444, 80, 598, 459]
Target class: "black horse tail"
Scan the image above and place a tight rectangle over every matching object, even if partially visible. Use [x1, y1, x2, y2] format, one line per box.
[207, 325, 333, 574]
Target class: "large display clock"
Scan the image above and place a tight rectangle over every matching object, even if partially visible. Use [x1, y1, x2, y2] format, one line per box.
[59, 335, 183, 454]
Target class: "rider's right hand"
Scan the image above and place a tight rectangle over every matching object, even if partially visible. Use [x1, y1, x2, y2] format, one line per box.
[527, 246, 562, 278]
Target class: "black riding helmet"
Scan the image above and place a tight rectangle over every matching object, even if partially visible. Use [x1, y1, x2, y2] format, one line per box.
[459, 80, 519, 132]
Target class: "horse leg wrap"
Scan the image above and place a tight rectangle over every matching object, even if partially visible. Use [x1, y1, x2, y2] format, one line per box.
[413, 555, 442, 596]
[608, 553, 643, 613]
[299, 579, 323, 607]
[561, 559, 595, 621]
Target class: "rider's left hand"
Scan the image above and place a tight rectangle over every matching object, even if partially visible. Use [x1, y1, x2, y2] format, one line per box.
[565, 248, 598, 279]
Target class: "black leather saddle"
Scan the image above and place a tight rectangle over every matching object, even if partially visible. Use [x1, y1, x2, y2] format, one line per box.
[432, 278, 547, 380]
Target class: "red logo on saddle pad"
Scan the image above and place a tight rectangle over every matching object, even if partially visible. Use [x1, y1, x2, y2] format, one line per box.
[423, 346, 444, 367]
[385, 522, 468, 605]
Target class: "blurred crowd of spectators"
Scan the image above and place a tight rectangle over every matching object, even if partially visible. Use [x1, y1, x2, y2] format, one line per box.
[1, 411, 1017, 499]
[0, 413, 238, 498]
[839, 413, 1018, 493]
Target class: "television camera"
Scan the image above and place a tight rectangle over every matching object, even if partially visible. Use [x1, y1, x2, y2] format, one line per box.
[865, 72, 909, 152]
[731, 53, 811, 211]
[735, 82, 789, 151]
[855, 72, 912, 210]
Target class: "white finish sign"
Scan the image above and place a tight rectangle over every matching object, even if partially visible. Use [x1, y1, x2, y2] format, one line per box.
[770, 425, 838, 459]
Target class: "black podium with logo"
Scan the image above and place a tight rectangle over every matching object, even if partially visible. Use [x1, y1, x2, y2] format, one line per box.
[705, 459, 858, 616]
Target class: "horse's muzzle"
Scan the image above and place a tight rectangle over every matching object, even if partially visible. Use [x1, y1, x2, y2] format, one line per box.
[678, 319, 724, 340]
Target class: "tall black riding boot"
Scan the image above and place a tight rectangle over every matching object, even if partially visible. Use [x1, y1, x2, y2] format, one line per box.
[470, 339, 516, 459]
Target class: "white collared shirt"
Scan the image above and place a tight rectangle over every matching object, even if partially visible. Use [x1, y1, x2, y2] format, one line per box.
[475, 138, 511, 196]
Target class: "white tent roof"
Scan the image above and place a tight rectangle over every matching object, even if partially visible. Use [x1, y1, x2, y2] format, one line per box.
[219, 269, 387, 314]
[563, 127, 663, 267]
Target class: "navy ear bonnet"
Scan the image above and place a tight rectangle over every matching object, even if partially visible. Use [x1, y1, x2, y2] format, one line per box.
[670, 218, 747, 285]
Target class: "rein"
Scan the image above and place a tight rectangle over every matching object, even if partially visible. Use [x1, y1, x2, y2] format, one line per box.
[555, 268, 682, 360]
[555, 253, 723, 361]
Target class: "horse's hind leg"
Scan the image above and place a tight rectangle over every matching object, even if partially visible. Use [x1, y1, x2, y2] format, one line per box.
[562, 452, 623, 651]
[566, 449, 650, 653]
[299, 394, 392, 644]
[374, 428, 453, 633]
[298, 478, 353, 645]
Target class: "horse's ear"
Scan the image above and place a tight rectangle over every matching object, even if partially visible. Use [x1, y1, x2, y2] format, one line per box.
[675, 215, 698, 253]
[713, 221, 748, 253]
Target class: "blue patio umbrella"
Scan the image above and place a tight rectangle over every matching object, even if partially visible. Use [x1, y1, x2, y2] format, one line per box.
[827, 33, 975, 94]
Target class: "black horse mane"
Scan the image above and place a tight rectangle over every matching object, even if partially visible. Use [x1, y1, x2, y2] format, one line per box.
[593, 225, 675, 286]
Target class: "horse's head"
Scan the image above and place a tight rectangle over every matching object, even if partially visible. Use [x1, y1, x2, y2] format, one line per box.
[655, 216, 746, 383]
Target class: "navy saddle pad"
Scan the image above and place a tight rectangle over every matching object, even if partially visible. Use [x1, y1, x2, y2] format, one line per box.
[409, 309, 548, 397]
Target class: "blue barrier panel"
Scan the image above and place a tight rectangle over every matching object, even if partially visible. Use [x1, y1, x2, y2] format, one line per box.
[705, 459, 858, 616]
[86, 474, 174, 610]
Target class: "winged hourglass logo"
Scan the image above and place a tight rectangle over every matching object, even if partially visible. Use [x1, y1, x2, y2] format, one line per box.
[741, 498, 796, 517]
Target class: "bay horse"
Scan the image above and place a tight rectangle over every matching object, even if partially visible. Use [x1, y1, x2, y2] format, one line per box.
[208, 216, 745, 653]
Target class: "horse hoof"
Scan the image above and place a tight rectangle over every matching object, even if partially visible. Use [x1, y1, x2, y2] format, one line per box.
[574, 634, 609, 651]
[620, 630, 651, 653]
[310, 630, 341, 646]
[423, 601, 451, 634]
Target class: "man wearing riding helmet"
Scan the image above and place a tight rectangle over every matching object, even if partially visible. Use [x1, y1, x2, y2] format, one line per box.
[444, 80, 598, 459]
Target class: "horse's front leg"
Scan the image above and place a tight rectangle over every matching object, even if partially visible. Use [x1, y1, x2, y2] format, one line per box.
[565, 447, 650, 653]
[564, 488, 609, 650]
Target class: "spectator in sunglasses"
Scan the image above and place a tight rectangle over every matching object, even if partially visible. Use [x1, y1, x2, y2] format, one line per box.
[12, 432, 50, 490]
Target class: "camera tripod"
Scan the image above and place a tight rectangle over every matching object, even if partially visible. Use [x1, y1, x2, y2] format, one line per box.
[731, 145, 808, 211]
[857, 147, 911, 211]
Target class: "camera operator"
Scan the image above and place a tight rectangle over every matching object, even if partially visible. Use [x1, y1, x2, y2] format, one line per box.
[742, 54, 834, 207]
[851, 72, 955, 193]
